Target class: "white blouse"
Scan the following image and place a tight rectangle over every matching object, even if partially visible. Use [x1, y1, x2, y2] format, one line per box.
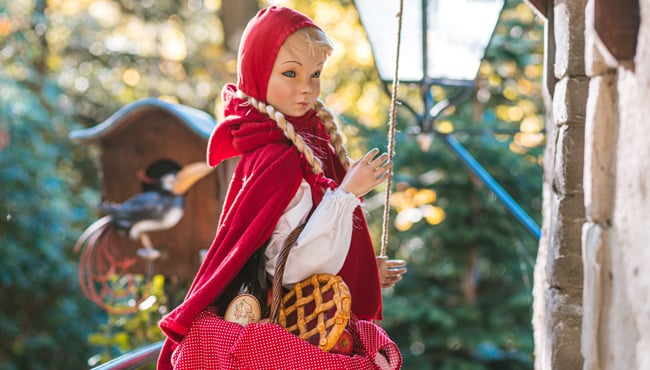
[264, 179, 361, 287]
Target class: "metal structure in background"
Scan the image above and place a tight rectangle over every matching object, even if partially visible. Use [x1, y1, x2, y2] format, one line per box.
[354, 0, 541, 239]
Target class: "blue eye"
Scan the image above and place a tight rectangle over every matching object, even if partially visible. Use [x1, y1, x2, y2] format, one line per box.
[312, 71, 321, 78]
[282, 71, 296, 77]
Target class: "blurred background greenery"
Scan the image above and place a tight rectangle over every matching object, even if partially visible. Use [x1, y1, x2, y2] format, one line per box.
[0, 0, 544, 368]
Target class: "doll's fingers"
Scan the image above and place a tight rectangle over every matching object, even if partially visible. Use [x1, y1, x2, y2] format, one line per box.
[362, 148, 380, 164]
[374, 162, 393, 180]
[388, 267, 407, 276]
[374, 162, 393, 172]
[371, 151, 388, 161]
[352, 149, 379, 169]
[372, 157, 390, 172]
[369, 153, 389, 169]
[386, 259, 406, 268]
[381, 274, 403, 288]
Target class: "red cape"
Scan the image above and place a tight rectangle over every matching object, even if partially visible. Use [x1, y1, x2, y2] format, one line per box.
[158, 85, 383, 369]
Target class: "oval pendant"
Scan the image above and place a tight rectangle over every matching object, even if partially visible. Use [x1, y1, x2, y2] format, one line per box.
[224, 293, 262, 326]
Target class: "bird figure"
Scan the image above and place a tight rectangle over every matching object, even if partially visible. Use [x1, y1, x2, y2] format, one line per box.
[98, 159, 212, 260]
[73, 159, 213, 314]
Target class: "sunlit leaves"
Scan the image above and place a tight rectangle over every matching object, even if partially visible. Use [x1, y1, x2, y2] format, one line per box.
[435, 119, 454, 134]
[122, 67, 140, 86]
[422, 204, 446, 225]
[88, 0, 121, 27]
[391, 186, 446, 231]
[160, 19, 187, 61]
[473, 0, 546, 159]
[520, 115, 542, 133]
[524, 63, 542, 79]
[0, 14, 12, 37]
[42, 0, 230, 120]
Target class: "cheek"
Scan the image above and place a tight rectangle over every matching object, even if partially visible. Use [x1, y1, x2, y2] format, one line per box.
[266, 78, 286, 103]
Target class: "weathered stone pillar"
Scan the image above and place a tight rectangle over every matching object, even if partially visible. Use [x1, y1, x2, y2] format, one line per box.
[535, 0, 650, 369]
[533, 1, 587, 369]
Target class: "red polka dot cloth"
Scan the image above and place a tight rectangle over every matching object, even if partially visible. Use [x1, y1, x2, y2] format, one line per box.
[171, 306, 402, 369]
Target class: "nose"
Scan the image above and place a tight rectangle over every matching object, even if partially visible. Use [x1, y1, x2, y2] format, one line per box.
[300, 78, 313, 94]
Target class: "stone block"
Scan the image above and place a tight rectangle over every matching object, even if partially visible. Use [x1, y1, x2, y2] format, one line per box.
[546, 193, 585, 290]
[552, 77, 589, 126]
[554, 0, 588, 79]
[552, 124, 585, 196]
[545, 287, 584, 370]
[584, 74, 618, 224]
[580, 222, 606, 370]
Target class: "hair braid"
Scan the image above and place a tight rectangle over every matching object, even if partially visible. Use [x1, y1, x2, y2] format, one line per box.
[315, 99, 351, 170]
[237, 90, 323, 174]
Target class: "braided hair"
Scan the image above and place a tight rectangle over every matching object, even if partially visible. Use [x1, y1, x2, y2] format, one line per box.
[238, 90, 325, 174]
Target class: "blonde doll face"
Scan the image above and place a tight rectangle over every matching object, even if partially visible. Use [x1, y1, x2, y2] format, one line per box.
[266, 32, 326, 117]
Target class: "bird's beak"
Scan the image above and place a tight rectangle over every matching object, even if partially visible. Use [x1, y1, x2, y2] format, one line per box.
[172, 161, 214, 195]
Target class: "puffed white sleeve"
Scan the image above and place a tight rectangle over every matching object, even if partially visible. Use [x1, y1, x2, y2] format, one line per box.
[265, 179, 361, 287]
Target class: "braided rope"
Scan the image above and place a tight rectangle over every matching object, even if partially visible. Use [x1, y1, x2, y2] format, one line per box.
[379, 0, 404, 257]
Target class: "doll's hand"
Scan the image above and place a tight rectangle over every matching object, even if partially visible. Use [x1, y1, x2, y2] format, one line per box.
[339, 148, 392, 197]
[377, 256, 407, 289]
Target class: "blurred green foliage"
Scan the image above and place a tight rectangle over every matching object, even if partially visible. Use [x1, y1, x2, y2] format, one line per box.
[0, 22, 101, 370]
[0, 0, 544, 368]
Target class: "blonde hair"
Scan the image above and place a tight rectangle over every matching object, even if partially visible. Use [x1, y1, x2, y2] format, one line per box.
[238, 26, 349, 175]
[289, 26, 334, 58]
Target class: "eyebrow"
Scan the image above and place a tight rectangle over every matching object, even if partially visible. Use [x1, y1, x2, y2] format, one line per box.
[280, 60, 325, 66]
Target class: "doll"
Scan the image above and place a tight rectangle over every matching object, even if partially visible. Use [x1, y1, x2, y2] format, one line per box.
[158, 6, 402, 369]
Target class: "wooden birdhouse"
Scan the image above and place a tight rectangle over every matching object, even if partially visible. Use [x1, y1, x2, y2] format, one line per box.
[70, 98, 237, 284]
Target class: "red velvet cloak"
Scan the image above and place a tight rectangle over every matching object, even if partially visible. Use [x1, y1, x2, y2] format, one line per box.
[158, 6, 383, 369]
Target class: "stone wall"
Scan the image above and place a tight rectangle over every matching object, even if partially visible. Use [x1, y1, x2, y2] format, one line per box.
[534, 0, 650, 369]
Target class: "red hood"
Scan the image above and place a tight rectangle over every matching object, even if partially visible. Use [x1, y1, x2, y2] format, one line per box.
[236, 6, 318, 102]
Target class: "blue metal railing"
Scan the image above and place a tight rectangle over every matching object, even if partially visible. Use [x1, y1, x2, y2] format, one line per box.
[397, 86, 542, 240]
[91, 341, 163, 370]
[440, 133, 541, 239]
